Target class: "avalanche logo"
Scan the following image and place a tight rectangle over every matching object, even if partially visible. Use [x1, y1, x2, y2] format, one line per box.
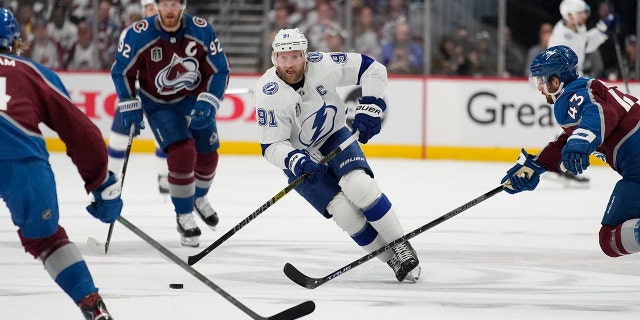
[192, 16, 208, 27]
[299, 103, 337, 147]
[155, 54, 201, 95]
[133, 20, 149, 33]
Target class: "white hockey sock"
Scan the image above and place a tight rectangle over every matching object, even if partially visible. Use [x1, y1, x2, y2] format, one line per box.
[328, 192, 393, 262]
[361, 233, 394, 262]
[363, 194, 405, 244]
[107, 132, 129, 175]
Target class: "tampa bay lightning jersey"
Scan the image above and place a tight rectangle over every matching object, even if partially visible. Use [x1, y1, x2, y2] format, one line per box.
[111, 14, 229, 105]
[537, 77, 640, 172]
[0, 53, 108, 192]
[548, 22, 608, 75]
[253, 52, 387, 169]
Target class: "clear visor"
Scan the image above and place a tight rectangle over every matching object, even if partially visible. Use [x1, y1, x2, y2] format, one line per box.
[528, 74, 547, 91]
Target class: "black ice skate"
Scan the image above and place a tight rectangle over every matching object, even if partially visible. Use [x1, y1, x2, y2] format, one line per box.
[194, 196, 219, 230]
[177, 213, 201, 247]
[387, 241, 421, 282]
[79, 292, 113, 320]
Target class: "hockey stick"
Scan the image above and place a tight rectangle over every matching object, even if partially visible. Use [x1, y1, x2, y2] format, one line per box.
[607, 2, 630, 93]
[185, 131, 360, 266]
[87, 124, 136, 255]
[283, 185, 504, 289]
[116, 215, 315, 320]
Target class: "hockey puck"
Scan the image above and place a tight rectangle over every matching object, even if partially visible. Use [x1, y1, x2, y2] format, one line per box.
[169, 283, 184, 289]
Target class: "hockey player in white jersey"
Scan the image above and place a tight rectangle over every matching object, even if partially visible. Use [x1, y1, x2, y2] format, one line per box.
[254, 28, 420, 282]
[549, 0, 616, 76]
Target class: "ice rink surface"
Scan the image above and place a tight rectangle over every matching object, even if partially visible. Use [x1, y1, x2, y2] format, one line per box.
[2, 153, 640, 320]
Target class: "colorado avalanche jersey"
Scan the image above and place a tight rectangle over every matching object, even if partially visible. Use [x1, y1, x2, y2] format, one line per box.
[0, 53, 108, 192]
[111, 14, 229, 105]
[254, 52, 387, 169]
[537, 77, 640, 172]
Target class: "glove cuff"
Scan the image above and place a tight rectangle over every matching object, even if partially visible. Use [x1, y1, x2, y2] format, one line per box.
[118, 98, 141, 112]
[596, 20, 608, 34]
[517, 148, 546, 173]
[94, 171, 122, 201]
[285, 151, 305, 173]
[357, 96, 387, 111]
[355, 103, 384, 117]
[197, 92, 221, 111]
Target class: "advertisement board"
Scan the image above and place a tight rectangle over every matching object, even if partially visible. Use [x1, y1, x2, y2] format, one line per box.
[47, 72, 634, 161]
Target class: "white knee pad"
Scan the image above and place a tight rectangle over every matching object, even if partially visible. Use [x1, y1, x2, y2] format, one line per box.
[328, 192, 366, 235]
[338, 169, 381, 209]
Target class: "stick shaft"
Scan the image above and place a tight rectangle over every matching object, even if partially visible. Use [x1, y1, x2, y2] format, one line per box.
[187, 131, 359, 265]
[104, 124, 136, 254]
[117, 216, 315, 320]
[284, 185, 504, 289]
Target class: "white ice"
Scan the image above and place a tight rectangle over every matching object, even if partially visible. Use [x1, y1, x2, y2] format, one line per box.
[1, 153, 640, 320]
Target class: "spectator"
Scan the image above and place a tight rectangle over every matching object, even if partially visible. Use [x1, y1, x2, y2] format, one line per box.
[16, 3, 35, 45]
[91, 0, 121, 69]
[69, 0, 93, 20]
[432, 35, 471, 75]
[268, 6, 294, 43]
[65, 19, 102, 70]
[46, 5, 77, 54]
[379, 21, 423, 74]
[302, 1, 345, 52]
[302, 0, 341, 29]
[380, 0, 408, 45]
[622, 34, 637, 80]
[503, 26, 526, 77]
[269, 0, 301, 26]
[453, 26, 473, 55]
[325, 27, 346, 52]
[353, 6, 381, 58]
[468, 31, 497, 76]
[28, 18, 64, 69]
[262, 6, 295, 71]
[524, 22, 552, 76]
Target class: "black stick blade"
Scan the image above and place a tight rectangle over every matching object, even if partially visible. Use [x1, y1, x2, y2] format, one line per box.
[266, 300, 315, 320]
[283, 263, 321, 289]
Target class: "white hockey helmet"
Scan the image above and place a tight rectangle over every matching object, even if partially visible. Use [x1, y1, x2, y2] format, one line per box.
[559, 0, 590, 21]
[271, 28, 308, 65]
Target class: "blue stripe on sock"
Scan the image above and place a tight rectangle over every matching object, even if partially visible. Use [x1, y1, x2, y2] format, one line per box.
[351, 222, 378, 246]
[55, 261, 97, 303]
[107, 146, 125, 158]
[363, 194, 391, 222]
[172, 196, 195, 214]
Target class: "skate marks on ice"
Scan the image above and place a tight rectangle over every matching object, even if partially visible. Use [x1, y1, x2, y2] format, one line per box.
[1, 155, 640, 319]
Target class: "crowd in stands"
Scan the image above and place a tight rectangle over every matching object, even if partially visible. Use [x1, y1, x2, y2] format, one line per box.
[5, 0, 141, 71]
[5, 0, 638, 79]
